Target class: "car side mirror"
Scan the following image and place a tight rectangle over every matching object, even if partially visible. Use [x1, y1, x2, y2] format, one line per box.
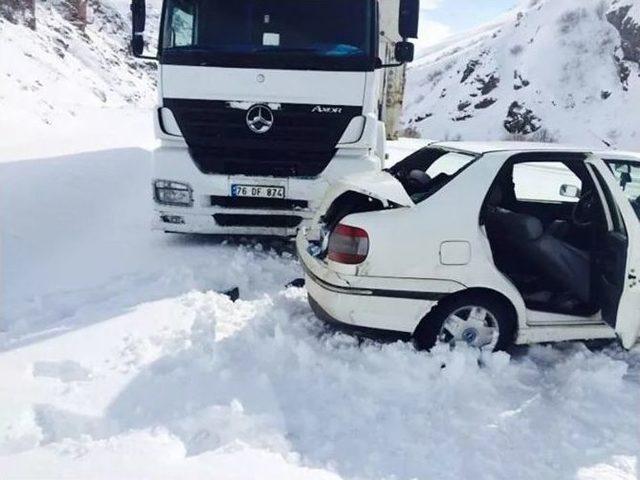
[399, 0, 419, 39]
[614, 163, 633, 189]
[560, 184, 581, 199]
[131, 0, 146, 57]
[620, 172, 632, 190]
[395, 41, 415, 63]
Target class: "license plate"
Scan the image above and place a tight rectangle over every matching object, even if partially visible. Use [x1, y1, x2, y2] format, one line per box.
[231, 184, 286, 199]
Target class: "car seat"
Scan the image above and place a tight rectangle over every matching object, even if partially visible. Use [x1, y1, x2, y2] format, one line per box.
[485, 185, 592, 304]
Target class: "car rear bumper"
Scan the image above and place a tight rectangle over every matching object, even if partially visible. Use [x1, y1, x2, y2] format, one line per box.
[297, 231, 443, 335]
[308, 295, 411, 342]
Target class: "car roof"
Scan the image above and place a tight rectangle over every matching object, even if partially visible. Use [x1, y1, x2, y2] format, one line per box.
[595, 150, 640, 161]
[431, 141, 593, 155]
[416, 141, 640, 163]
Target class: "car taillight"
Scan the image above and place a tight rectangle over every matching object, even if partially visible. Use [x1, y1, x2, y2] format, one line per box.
[328, 224, 369, 265]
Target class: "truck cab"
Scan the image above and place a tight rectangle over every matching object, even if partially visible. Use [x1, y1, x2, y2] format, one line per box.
[130, 0, 419, 237]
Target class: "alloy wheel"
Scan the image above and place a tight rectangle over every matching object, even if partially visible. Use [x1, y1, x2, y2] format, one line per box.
[438, 305, 500, 351]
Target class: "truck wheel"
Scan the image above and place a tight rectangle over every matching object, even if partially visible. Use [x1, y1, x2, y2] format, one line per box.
[414, 293, 516, 352]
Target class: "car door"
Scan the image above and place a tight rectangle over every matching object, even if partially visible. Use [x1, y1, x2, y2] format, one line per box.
[587, 155, 640, 349]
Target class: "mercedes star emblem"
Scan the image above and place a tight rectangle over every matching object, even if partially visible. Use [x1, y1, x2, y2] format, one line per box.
[246, 104, 274, 134]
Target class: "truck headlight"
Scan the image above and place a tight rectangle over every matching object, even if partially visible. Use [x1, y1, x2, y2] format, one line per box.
[154, 180, 193, 207]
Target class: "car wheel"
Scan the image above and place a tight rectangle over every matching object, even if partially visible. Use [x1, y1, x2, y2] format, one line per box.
[414, 293, 516, 352]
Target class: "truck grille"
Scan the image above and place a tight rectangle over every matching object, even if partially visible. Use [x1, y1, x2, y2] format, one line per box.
[163, 99, 362, 178]
[210, 196, 308, 210]
[213, 214, 303, 229]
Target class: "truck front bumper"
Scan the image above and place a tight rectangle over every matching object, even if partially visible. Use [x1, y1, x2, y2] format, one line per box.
[153, 145, 329, 237]
[152, 144, 378, 237]
[153, 206, 315, 237]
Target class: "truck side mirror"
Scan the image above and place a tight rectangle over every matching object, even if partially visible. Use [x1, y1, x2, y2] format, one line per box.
[131, 35, 144, 57]
[131, 0, 146, 57]
[399, 0, 420, 39]
[395, 41, 415, 63]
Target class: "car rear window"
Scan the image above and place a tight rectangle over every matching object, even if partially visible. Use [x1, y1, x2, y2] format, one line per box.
[411, 152, 476, 204]
[389, 148, 477, 203]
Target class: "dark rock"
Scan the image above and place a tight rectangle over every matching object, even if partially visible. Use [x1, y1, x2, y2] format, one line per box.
[474, 98, 497, 109]
[414, 113, 433, 123]
[0, 0, 35, 29]
[457, 101, 472, 111]
[515, 11, 524, 28]
[461, 59, 480, 83]
[607, 5, 640, 66]
[504, 101, 541, 135]
[513, 70, 531, 90]
[614, 54, 631, 90]
[476, 73, 500, 95]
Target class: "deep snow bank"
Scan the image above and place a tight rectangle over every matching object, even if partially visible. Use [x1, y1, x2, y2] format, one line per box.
[1, 283, 639, 480]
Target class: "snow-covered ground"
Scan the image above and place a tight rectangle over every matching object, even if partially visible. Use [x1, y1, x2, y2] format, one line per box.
[1, 1, 640, 478]
[1, 108, 640, 480]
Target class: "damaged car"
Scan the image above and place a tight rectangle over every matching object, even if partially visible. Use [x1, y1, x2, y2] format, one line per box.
[297, 142, 640, 351]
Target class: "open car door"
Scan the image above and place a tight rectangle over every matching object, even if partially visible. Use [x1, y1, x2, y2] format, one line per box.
[588, 154, 640, 349]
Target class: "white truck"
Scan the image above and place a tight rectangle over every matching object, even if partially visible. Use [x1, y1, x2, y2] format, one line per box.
[130, 0, 419, 236]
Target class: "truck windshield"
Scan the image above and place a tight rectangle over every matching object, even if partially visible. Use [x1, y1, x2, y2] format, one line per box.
[160, 0, 375, 71]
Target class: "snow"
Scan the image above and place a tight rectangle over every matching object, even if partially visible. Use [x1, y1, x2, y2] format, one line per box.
[404, 0, 640, 149]
[1, 2, 640, 479]
[1, 105, 639, 478]
[0, 0, 160, 160]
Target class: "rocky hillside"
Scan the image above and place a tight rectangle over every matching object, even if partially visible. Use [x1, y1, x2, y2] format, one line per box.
[0, 0, 159, 138]
[403, 0, 640, 150]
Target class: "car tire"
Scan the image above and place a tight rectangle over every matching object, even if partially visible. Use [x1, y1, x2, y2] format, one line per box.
[413, 292, 516, 352]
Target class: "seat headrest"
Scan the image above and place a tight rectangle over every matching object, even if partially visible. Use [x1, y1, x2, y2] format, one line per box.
[487, 185, 503, 207]
[487, 207, 544, 242]
[407, 169, 431, 187]
[510, 213, 544, 242]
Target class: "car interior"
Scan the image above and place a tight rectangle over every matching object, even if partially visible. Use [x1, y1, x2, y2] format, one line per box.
[481, 154, 629, 321]
[388, 147, 477, 204]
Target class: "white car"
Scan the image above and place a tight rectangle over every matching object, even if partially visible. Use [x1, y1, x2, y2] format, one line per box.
[297, 142, 640, 351]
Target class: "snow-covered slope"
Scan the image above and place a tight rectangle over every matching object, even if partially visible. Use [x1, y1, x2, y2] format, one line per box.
[404, 0, 640, 149]
[0, 0, 159, 158]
